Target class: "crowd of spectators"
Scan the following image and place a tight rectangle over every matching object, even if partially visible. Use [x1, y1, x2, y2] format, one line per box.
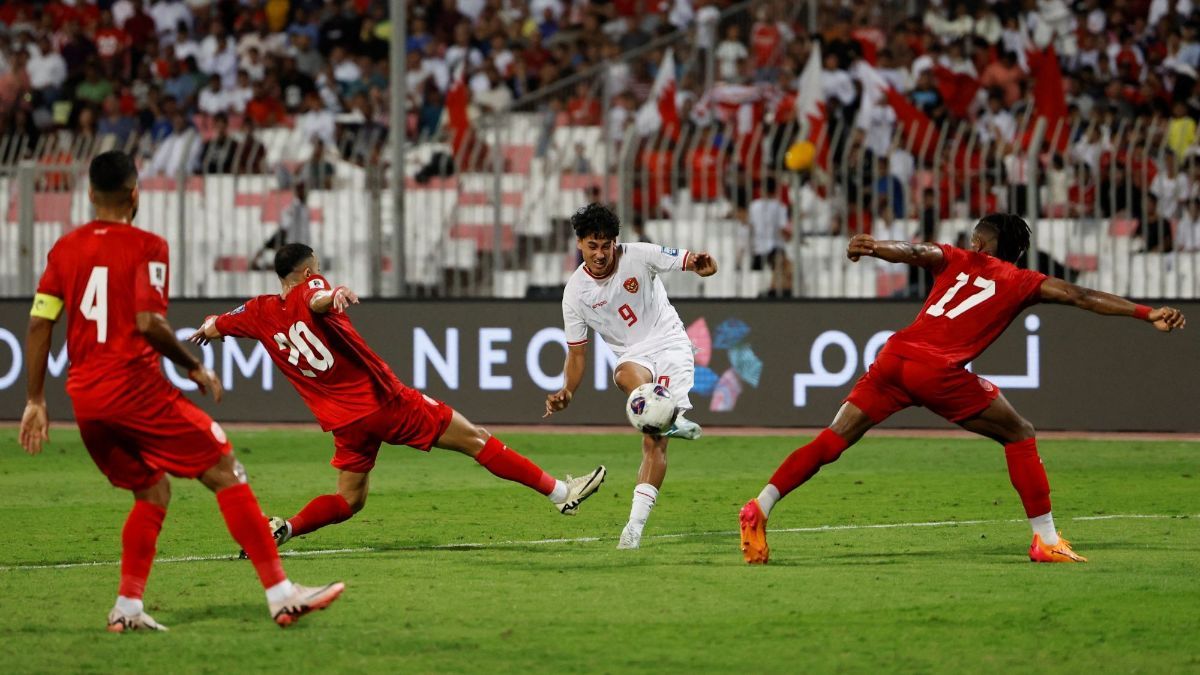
[0, 0, 1199, 256]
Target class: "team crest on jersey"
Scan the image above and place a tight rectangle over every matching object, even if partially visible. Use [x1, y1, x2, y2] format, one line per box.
[623, 277, 639, 293]
[308, 278, 326, 290]
[661, 246, 679, 256]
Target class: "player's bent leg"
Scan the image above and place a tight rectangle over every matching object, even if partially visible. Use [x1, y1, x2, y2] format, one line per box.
[108, 476, 171, 633]
[200, 453, 347, 626]
[958, 395, 1086, 563]
[274, 471, 365, 546]
[613, 361, 654, 394]
[437, 410, 606, 515]
[741, 403, 878, 564]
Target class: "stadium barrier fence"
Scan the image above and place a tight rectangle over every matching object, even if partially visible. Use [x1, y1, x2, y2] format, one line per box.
[1, 299, 1196, 431]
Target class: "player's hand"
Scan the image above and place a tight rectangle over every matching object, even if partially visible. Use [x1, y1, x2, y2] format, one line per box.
[19, 400, 49, 456]
[332, 286, 360, 312]
[544, 389, 573, 417]
[691, 253, 718, 277]
[1149, 306, 1186, 332]
[188, 315, 218, 346]
[847, 234, 876, 262]
[188, 366, 224, 403]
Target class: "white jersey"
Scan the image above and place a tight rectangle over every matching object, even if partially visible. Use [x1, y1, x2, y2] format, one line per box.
[562, 243, 691, 357]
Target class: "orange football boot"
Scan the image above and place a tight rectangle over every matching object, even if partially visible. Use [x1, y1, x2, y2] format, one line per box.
[1029, 533, 1088, 563]
[739, 499, 770, 564]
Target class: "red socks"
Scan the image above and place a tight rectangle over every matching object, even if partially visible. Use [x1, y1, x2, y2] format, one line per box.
[289, 494, 353, 537]
[475, 436, 557, 495]
[118, 500, 166, 599]
[768, 428, 850, 498]
[1004, 438, 1052, 518]
[216, 483, 286, 589]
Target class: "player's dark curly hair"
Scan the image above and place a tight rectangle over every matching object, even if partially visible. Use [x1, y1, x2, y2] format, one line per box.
[275, 243, 315, 279]
[571, 202, 621, 240]
[975, 213, 1031, 264]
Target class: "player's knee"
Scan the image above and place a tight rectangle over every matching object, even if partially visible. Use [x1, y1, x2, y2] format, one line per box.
[344, 490, 367, 513]
[137, 477, 171, 508]
[1014, 418, 1036, 442]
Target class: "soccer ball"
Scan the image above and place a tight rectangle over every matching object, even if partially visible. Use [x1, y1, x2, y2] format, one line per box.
[626, 383, 679, 435]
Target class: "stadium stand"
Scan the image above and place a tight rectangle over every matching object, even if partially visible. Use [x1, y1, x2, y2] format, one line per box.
[1, 0, 1199, 299]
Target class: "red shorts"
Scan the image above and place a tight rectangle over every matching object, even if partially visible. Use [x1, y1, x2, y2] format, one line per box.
[846, 349, 1000, 424]
[77, 393, 232, 491]
[330, 387, 455, 473]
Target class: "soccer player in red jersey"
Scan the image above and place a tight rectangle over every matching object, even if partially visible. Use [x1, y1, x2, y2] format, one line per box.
[19, 151, 344, 631]
[739, 214, 1187, 564]
[189, 243, 606, 551]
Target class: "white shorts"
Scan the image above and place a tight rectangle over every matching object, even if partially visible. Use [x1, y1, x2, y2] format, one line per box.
[615, 339, 696, 411]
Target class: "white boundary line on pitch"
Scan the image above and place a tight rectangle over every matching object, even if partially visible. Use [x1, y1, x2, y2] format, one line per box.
[1, 513, 1194, 572]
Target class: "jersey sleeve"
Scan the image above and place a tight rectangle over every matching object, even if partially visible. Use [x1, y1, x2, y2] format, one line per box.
[1016, 267, 1049, 305]
[562, 294, 589, 347]
[214, 297, 261, 339]
[628, 242, 690, 275]
[299, 274, 333, 309]
[32, 244, 66, 320]
[133, 236, 170, 314]
[933, 243, 967, 276]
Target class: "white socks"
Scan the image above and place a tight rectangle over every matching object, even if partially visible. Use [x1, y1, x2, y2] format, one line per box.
[626, 483, 658, 534]
[265, 579, 296, 604]
[116, 595, 143, 616]
[756, 485, 781, 518]
[548, 480, 569, 503]
[1029, 512, 1059, 545]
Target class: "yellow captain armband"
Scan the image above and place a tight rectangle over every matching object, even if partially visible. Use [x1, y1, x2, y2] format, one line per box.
[30, 293, 64, 320]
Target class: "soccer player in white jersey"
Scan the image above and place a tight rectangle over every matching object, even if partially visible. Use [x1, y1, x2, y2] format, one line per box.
[544, 203, 718, 549]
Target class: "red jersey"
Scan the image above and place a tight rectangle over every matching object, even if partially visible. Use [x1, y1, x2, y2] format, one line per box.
[215, 275, 404, 431]
[885, 244, 1047, 368]
[36, 221, 178, 419]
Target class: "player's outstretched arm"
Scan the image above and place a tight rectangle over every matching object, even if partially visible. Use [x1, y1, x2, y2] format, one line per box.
[1038, 278, 1187, 332]
[685, 252, 718, 277]
[20, 316, 56, 455]
[847, 234, 944, 268]
[310, 285, 359, 314]
[137, 311, 224, 401]
[545, 345, 586, 417]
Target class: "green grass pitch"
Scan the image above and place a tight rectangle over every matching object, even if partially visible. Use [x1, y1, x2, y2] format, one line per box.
[1, 428, 1198, 673]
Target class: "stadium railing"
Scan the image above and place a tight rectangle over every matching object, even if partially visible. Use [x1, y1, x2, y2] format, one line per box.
[2, 66, 1196, 299]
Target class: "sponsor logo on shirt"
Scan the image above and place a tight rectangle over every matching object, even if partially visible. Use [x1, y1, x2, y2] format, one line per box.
[661, 247, 679, 256]
[623, 277, 640, 294]
[591, 300, 608, 309]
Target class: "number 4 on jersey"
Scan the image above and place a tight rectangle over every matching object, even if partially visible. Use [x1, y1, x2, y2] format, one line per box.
[926, 273, 996, 319]
[80, 266, 109, 343]
[273, 321, 335, 377]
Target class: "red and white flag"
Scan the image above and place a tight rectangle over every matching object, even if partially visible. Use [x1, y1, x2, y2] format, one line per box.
[635, 49, 680, 139]
[794, 42, 828, 167]
[857, 61, 941, 159]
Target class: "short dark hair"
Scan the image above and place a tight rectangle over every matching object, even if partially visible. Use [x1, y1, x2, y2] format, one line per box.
[571, 202, 620, 240]
[88, 150, 137, 206]
[975, 213, 1031, 264]
[274, 242, 315, 278]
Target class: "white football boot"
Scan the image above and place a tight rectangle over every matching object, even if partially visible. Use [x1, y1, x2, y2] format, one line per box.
[617, 522, 643, 549]
[663, 414, 702, 440]
[107, 606, 168, 633]
[270, 582, 346, 628]
[556, 466, 607, 515]
[239, 516, 292, 560]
